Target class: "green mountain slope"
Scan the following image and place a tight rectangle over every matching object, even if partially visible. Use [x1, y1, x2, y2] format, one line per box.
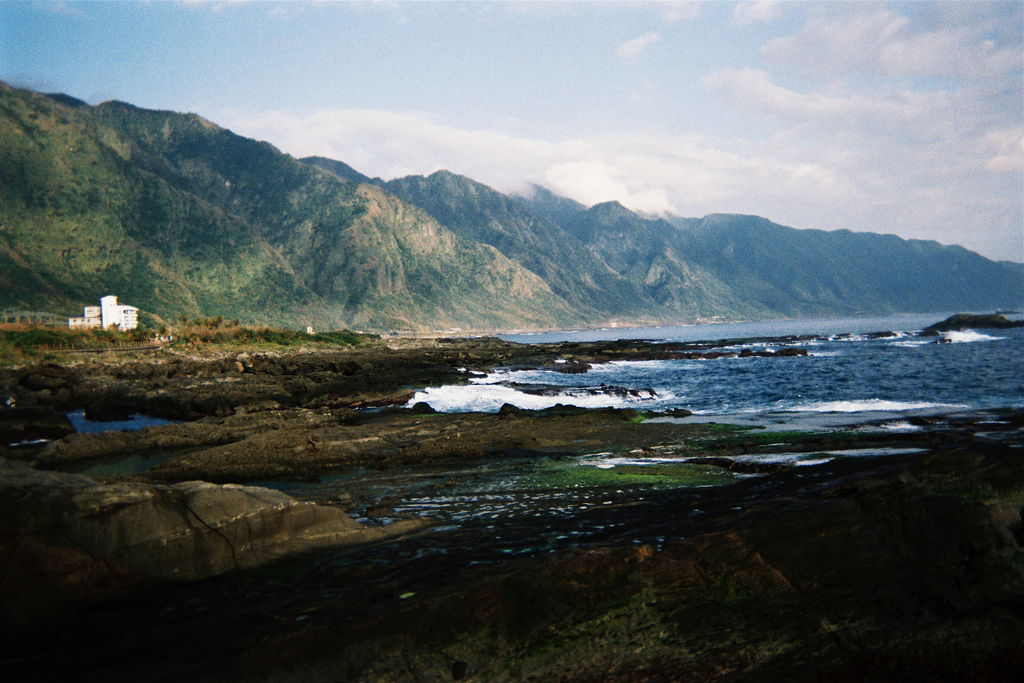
[672, 214, 1024, 316]
[300, 155, 376, 185]
[377, 170, 655, 321]
[565, 202, 771, 320]
[0, 83, 572, 330]
[1, 85, 322, 326]
[2, 82, 1020, 332]
[512, 184, 588, 229]
[555, 197, 1022, 319]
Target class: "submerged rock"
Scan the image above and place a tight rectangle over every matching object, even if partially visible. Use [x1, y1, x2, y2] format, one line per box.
[545, 359, 592, 374]
[506, 382, 658, 399]
[83, 399, 135, 422]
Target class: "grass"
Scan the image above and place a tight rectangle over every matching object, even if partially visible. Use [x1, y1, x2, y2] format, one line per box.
[171, 317, 379, 350]
[0, 318, 380, 365]
[0, 323, 154, 364]
[688, 429, 861, 453]
[525, 459, 737, 489]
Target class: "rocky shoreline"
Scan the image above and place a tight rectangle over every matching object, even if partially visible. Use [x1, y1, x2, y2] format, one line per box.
[1, 332, 1022, 681]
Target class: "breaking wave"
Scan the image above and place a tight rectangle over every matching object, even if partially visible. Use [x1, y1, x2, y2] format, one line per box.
[940, 329, 1004, 343]
[785, 399, 965, 413]
[408, 383, 676, 413]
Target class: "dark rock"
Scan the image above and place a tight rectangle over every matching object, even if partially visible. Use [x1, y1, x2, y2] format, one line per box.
[366, 505, 395, 518]
[546, 359, 592, 374]
[22, 449, 1020, 681]
[684, 456, 787, 474]
[0, 406, 74, 444]
[662, 407, 694, 417]
[506, 382, 657, 400]
[498, 403, 523, 418]
[922, 313, 1024, 335]
[335, 409, 364, 425]
[17, 364, 77, 392]
[0, 457, 425, 628]
[409, 401, 437, 415]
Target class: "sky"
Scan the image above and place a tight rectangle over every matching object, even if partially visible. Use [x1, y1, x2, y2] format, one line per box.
[2, 0, 1022, 263]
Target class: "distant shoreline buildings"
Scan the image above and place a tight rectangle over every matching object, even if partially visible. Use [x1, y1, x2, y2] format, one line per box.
[68, 295, 139, 331]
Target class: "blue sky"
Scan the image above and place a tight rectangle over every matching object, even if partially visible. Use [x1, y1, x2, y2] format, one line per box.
[3, 1, 1022, 262]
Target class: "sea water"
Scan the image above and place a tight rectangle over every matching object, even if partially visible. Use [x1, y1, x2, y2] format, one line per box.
[65, 410, 176, 434]
[410, 313, 1024, 421]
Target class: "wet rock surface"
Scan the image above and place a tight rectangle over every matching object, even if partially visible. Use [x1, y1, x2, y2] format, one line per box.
[0, 406, 73, 446]
[0, 336, 814, 422]
[0, 337, 1022, 681]
[0, 458, 424, 629]
[3, 446, 1022, 682]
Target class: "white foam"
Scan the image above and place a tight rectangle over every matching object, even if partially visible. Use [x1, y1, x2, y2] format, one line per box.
[408, 384, 675, 413]
[786, 399, 964, 413]
[7, 438, 50, 447]
[890, 340, 931, 348]
[823, 447, 926, 457]
[579, 453, 692, 469]
[605, 359, 678, 370]
[795, 457, 835, 467]
[941, 329, 1004, 343]
[872, 420, 924, 432]
[732, 453, 818, 465]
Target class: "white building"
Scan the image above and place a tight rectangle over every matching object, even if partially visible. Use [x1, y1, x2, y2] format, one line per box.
[68, 295, 139, 331]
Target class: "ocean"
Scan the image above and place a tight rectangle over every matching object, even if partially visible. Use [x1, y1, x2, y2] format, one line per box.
[410, 313, 1024, 425]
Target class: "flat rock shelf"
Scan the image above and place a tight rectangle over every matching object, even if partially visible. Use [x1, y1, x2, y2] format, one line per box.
[1, 332, 1022, 682]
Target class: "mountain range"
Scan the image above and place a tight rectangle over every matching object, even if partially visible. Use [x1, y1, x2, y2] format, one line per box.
[2, 82, 1021, 332]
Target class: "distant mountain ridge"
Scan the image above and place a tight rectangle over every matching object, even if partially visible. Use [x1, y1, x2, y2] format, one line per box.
[379, 170, 1023, 321]
[0, 83, 572, 330]
[2, 82, 1021, 331]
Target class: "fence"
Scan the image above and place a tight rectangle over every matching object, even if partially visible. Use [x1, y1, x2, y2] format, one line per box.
[0, 309, 66, 326]
[38, 339, 171, 353]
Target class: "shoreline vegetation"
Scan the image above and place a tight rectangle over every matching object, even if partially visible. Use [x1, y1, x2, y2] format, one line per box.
[0, 317, 381, 365]
[4, 309, 1018, 366]
[1, 313, 1022, 681]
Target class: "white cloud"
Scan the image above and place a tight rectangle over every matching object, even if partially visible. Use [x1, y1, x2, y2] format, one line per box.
[216, 0, 1024, 266]
[219, 107, 842, 214]
[763, 5, 1022, 80]
[178, 0, 250, 12]
[35, 1, 86, 16]
[878, 27, 1020, 79]
[216, 96, 1022, 262]
[662, 1, 701, 24]
[704, 68, 917, 121]
[732, 1, 783, 26]
[628, 78, 661, 103]
[980, 128, 1024, 173]
[617, 31, 660, 60]
[763, 9, 908, 78]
